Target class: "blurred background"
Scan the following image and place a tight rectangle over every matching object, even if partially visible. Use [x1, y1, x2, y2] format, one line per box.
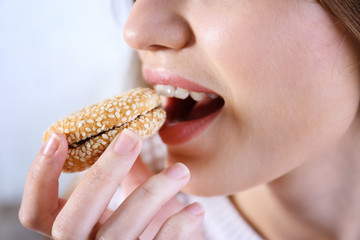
[0, 0, 135, 238]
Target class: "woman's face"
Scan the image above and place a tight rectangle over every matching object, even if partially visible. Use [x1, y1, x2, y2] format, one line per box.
[124, 0, 360, 196]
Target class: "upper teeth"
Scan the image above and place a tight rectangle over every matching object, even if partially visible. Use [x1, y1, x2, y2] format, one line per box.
[154, 84, 218, 102]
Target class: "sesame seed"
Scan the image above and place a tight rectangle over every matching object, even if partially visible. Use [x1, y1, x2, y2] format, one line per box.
[65, 129, 70, 134]
[85, 127, 92, 132]
[125, 110, 130, 116]
[122, 117, 127, 122]
[102, 134, 109, 139]
[87, 119, 94, 124]
[108, 114, 115, 118]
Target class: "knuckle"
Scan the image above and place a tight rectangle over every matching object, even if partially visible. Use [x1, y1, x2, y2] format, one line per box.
[87, 162, 114, 185]
[51, 218, 73, 240]
[51, 223, 65, 240]
[163, 221, 187, 240]
[138, 178, 161, 200]
[18, 211, 39, 230]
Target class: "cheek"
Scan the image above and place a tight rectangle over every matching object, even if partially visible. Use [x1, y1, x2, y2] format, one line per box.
[199, 2, 360, 160]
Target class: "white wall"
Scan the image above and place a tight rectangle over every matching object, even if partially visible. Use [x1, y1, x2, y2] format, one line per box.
[0, 0, 135, 204]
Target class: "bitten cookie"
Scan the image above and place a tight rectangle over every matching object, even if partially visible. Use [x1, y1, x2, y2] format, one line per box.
[43, 88, 166, 172]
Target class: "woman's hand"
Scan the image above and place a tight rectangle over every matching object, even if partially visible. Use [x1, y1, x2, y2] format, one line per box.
[19, 130, 205, 239]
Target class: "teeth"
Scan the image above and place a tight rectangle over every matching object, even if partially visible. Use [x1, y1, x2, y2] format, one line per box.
[154, 84, 212, 102]
[154, 84, 175, 97]
[207, 93, 219, 99]
[174, 87, 189, 99]
[189, 91, 205, 101]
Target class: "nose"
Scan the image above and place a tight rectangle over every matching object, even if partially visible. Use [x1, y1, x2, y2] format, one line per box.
[124, 0, 192, 51]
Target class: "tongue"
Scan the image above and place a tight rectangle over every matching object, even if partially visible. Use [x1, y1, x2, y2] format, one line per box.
[186, 97, 224, 121]
[164, 96, 224, 122]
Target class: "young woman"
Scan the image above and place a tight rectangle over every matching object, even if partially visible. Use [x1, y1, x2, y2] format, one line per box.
[19, 0, 360, 239]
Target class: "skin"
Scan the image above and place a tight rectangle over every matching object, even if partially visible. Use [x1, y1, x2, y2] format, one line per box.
[20, 0, 360, 239]
[125, 0, 360, 238]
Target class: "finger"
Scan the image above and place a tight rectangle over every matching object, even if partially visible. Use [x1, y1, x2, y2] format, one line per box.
[51, 129, 142, 240]
[96, 163, 190, 240]
[19, 132, 68, 236]
[140, 194, 190, 239]
[122, 157, 154, 196]
[155, 202, 205, 240]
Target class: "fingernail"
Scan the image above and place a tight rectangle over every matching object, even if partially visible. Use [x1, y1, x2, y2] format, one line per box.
[42, 132, 60, 157]
[163, 163, 190, 179]
[113, 129, 139, 154]
[185, 202, 204, 216]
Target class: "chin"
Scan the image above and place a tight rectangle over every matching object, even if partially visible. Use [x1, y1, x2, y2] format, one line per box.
[165, 151, 233, 197]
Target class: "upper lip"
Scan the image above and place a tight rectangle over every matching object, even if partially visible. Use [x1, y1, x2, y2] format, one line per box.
[142, 67, 216, 94]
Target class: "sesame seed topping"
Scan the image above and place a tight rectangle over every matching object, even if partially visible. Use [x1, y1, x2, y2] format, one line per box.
[102, 134, 109, 139]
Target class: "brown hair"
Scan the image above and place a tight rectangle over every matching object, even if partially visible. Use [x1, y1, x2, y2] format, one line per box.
[318, 0, 360, 42]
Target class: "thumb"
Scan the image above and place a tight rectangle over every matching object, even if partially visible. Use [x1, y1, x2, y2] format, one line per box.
[121, 156, 154, 196]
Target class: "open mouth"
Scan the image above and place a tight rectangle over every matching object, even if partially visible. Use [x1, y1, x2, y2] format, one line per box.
[153, 84, 225, 144]
[154, 84, 224, 123]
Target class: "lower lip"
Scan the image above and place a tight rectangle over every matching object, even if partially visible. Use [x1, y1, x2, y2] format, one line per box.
[159, 108, 223, 145]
